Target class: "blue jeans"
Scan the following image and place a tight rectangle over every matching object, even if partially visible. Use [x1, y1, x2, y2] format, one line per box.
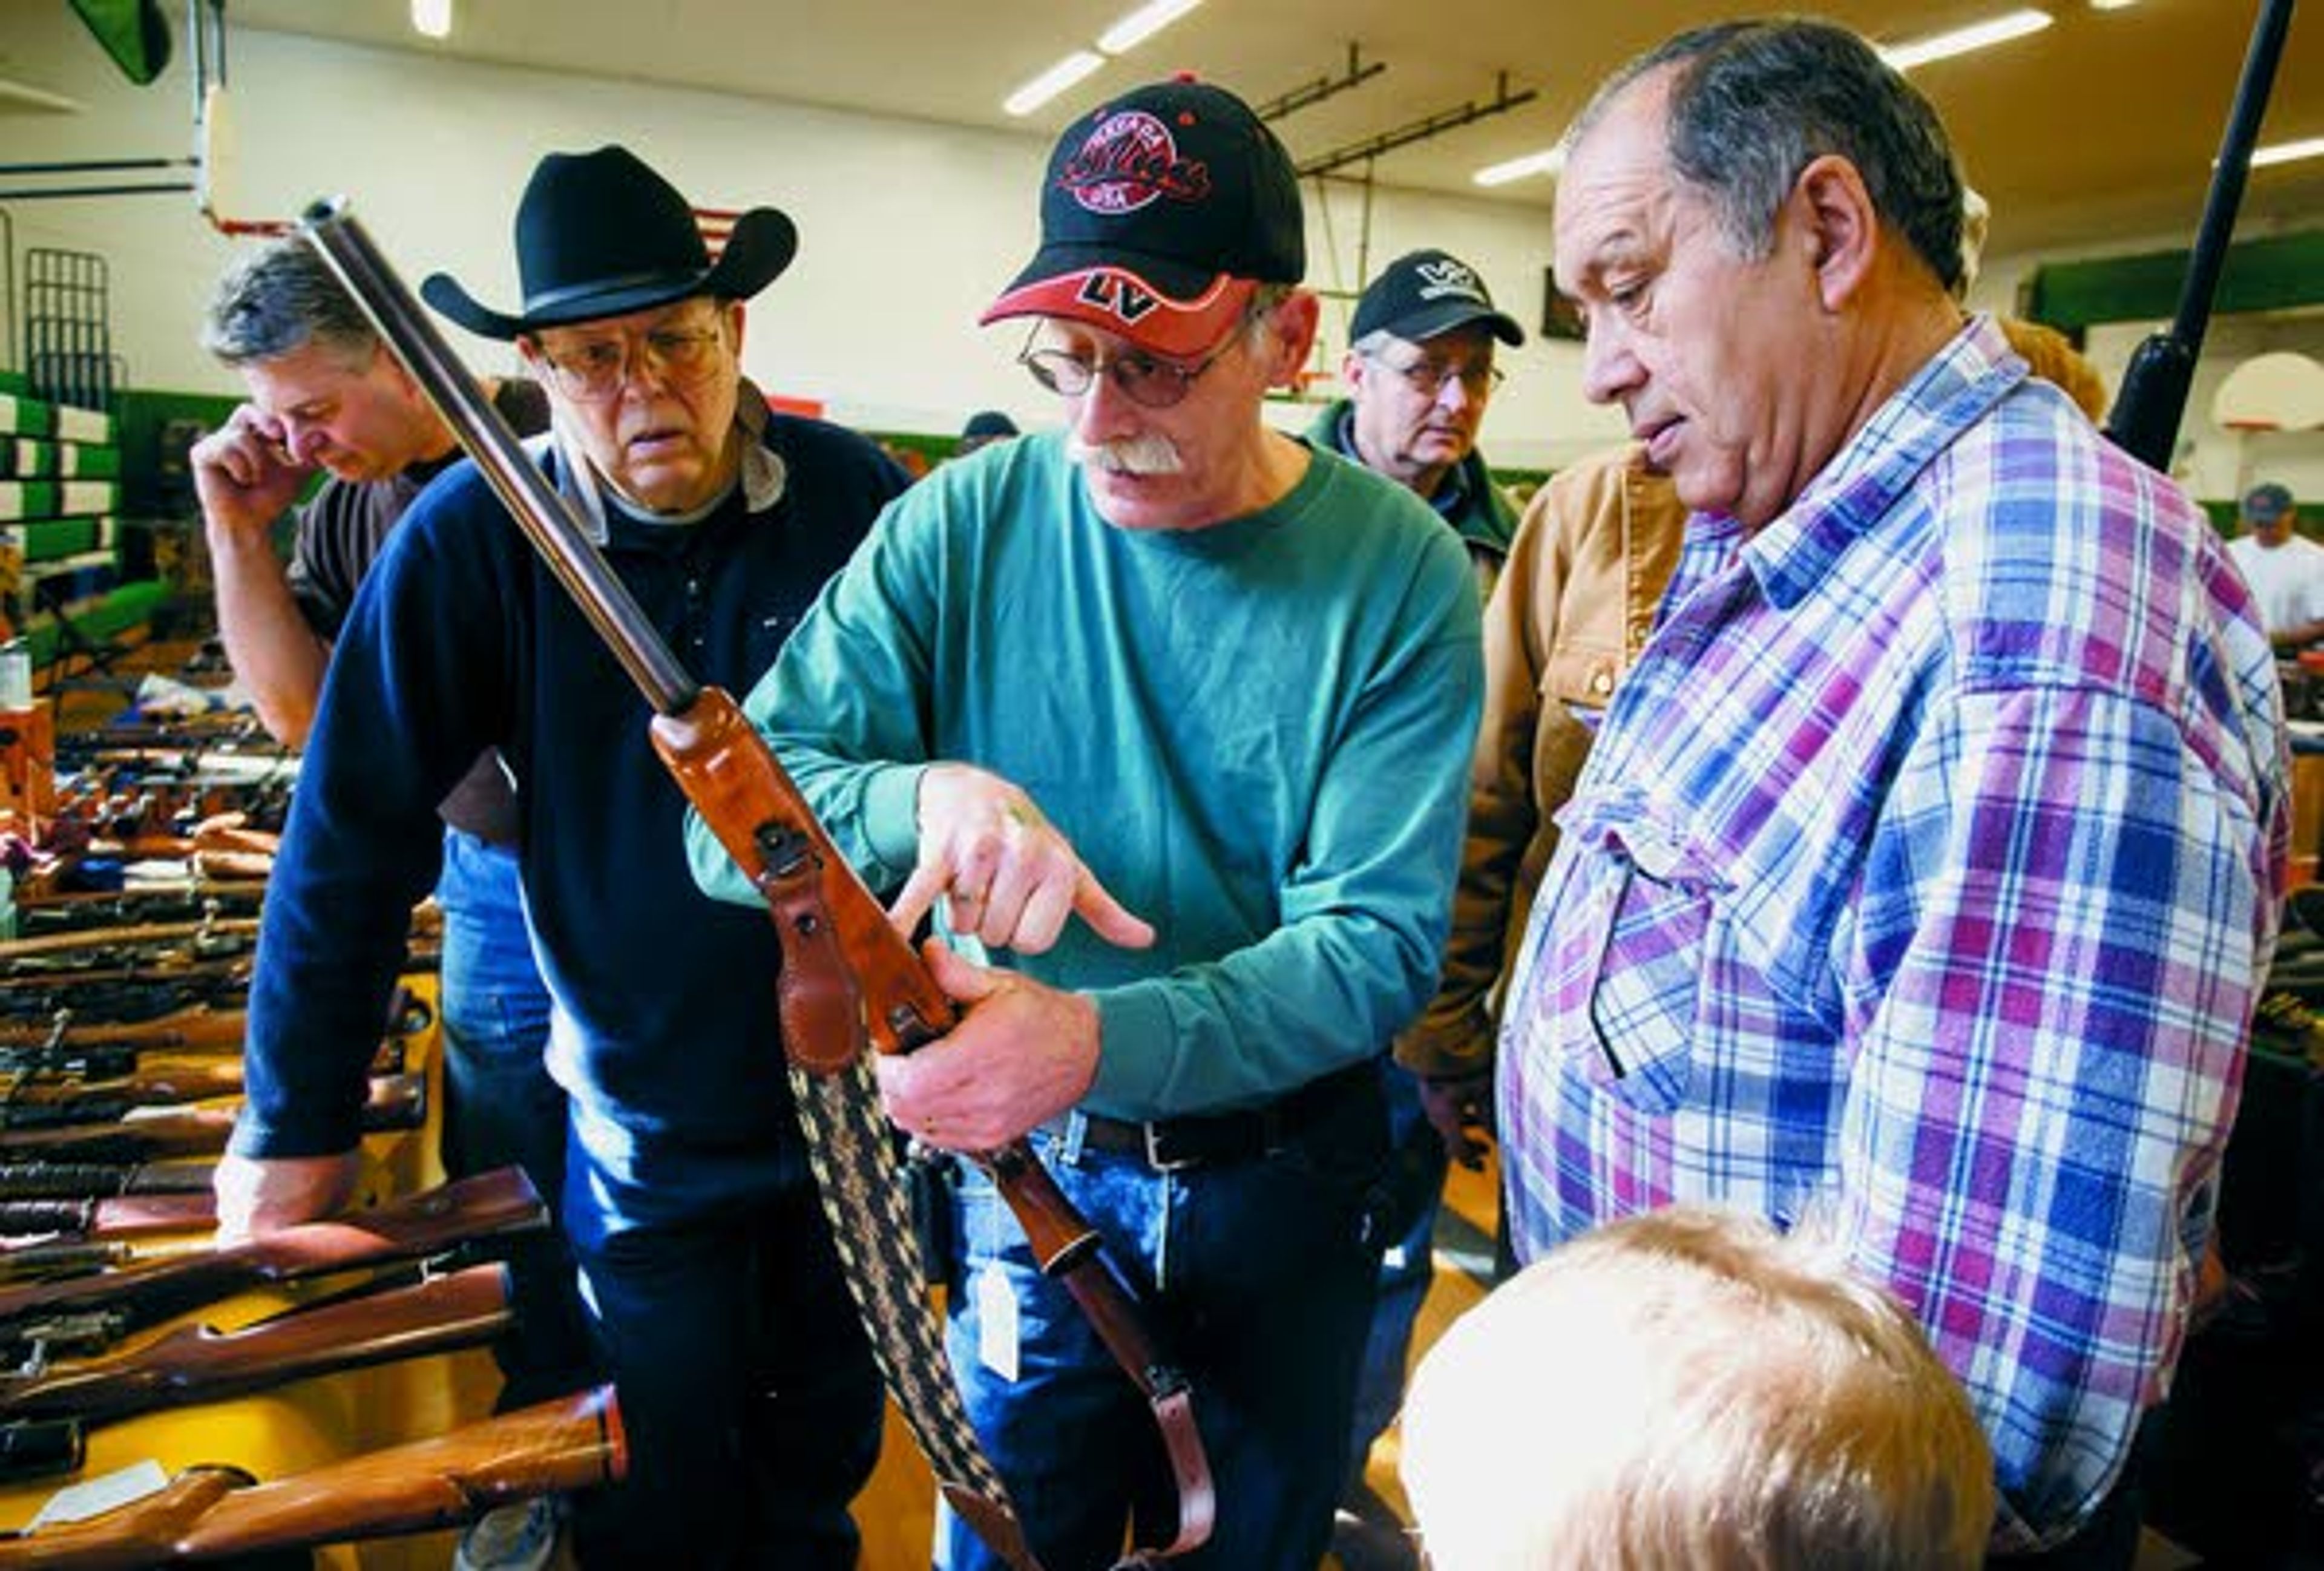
[937, 1066, 1388, 1571]
[1345, 1061, 1448, 1484]
[435, 828, 593, 1406]
[567, 1181, 884, 1569]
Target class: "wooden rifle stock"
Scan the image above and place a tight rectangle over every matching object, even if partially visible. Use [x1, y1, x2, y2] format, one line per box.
[0, 1385, 625, 1569]
[0, 1168, 545, 1355]
[0, 1262, 511, 1426]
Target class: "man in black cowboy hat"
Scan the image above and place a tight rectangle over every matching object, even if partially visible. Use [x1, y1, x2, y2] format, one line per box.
[214, 144, 905, 1567]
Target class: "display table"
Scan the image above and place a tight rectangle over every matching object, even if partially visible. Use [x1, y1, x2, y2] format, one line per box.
[0, 974, 508, 1568]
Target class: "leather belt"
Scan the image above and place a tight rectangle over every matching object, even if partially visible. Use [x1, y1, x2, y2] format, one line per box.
[1067, 1061, 1376, 1172]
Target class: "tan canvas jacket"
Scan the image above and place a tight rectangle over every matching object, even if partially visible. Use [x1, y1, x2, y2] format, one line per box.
[1398, 445, 1689, 1080]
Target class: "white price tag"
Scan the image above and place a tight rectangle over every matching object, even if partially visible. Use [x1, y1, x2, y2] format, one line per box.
[976, 1262, 1020, 1383]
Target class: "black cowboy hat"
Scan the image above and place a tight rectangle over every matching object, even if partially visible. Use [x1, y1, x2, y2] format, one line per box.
[421, 145, 797, 340]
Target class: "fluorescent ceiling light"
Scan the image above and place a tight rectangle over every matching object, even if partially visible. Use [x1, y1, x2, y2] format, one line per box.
[2087, 0, 2138, 9]
[1005, 51, 1105, 117]
[1880, 8, 2052, 71]
[1097, 0, 1204, 56]
[1474, 147, 1566, 188]
[2253, 136, 2324, 168]
[410, 0, 453, 39]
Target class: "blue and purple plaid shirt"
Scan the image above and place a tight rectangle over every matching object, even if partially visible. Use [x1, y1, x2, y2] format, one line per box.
[1498, 316, 2288, 1546]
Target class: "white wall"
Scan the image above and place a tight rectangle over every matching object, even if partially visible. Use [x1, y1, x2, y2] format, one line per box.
[2, 12, 1604, 467]
[5, 7, 2316, 496]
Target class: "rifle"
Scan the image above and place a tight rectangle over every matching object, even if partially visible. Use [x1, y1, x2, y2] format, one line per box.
[0, 1193, 217, 1242]
[13, 890, 268, 940]
[2102, 0, 2295, 469]
[0, 1029, 406, 1087]
[0, 1383, 624, 1569]
[0, 1072, 425, 1166]
[0, 1261, 511, 1428]
[0, 1167, 544, 1363]
[0, 1065, 251, 1129]
[306, 202, 1212, 1566]
[0, 921, 260, 967]
[0, 986, 435, 1068]
[0, 977, 254, 1033]
[0, 1163, 218, 1205]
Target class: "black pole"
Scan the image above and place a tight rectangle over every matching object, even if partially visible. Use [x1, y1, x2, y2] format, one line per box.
[2104, 0, 2297, 470]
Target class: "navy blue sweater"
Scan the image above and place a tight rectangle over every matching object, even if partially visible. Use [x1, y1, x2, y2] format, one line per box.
[233, 416, 902, 1243]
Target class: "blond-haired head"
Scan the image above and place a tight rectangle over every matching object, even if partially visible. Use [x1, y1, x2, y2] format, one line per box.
[1402, 1207, 1994, 1570]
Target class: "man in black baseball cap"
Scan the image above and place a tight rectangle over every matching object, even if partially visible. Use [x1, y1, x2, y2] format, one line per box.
[690, 74, 1485, 1571]
[1311, 249, 1524, 579]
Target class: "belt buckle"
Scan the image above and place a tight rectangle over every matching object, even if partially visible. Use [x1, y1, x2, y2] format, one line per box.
[1141, 1122, 1200, 1173]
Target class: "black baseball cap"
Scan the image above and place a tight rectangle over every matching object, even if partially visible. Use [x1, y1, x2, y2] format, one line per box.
[981, 76, 1304, 358]
[1350, 249, 1524, 349]
[2245, 482, 2295, 523]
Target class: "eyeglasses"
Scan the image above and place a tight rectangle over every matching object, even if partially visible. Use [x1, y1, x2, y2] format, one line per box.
[1019, 330, 1242, 410]
[531, 320, 728, 402]
[1370, 352, 1505, 401]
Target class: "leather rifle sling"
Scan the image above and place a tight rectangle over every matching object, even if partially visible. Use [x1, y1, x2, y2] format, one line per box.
[748, 800, 1215, 1563]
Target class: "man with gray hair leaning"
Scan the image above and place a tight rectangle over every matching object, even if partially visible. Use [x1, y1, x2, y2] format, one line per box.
[1502, 18, 2285, 1565]
[192, 246, 590, 1472]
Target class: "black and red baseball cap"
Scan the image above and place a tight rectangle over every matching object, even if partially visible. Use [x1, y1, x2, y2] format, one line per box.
[981, 76, 1305, 358]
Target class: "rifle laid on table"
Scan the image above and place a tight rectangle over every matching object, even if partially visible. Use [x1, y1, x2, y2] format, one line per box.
[306, 201, 1212, 1570]
[0, 1072, 426, 1167]
[0, 1162, 218, 1207]
[0, 1167, 545, 1366]
[0, 1261, 511, 1431]
[0, 1064, 252, 1130]
[0, 1192, 219, 1243]
[0, 1383, 625, 1570]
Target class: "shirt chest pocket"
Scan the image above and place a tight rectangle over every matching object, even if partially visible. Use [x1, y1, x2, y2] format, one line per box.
[1532, 801, 1723, 1115]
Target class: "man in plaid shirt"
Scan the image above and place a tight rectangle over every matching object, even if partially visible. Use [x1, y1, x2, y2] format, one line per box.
[1507, 19, 2288, 1563]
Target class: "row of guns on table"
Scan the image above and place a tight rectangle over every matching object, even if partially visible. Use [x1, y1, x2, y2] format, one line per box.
[0, 843, 622, 1565]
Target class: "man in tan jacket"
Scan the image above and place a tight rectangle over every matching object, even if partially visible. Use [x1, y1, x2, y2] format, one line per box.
[1397, 444, 1687, 1159]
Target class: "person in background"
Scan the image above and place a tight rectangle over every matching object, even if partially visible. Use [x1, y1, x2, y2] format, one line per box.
[1506, 19, 2285, 1563]
[1401, 1206, 1995, 1571]
[211, 145, 908, 1567]
[955, 408, 1020, 457]
[1310, 248, 1523, 582]
[686, 76, 1483, 1571]
[195, 244, 591, 1569]
[2227, 482, 2324, 651]
[1304, 244, 1523, 1568]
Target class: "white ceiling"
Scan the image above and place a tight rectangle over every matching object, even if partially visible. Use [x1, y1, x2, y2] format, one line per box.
[224, 0, 2324, 260]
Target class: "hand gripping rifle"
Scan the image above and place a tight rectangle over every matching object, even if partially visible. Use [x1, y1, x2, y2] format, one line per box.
[301, 201, 1213, 1569]
[2102, 0, 2295, 469]
[0, 1383, 625, 1570]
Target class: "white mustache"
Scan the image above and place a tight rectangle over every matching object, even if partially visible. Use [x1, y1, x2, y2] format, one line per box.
[1066, 433, 1185, 476]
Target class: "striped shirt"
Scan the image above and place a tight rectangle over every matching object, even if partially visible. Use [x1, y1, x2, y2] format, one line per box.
[1498, 316, 2288, 1545]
